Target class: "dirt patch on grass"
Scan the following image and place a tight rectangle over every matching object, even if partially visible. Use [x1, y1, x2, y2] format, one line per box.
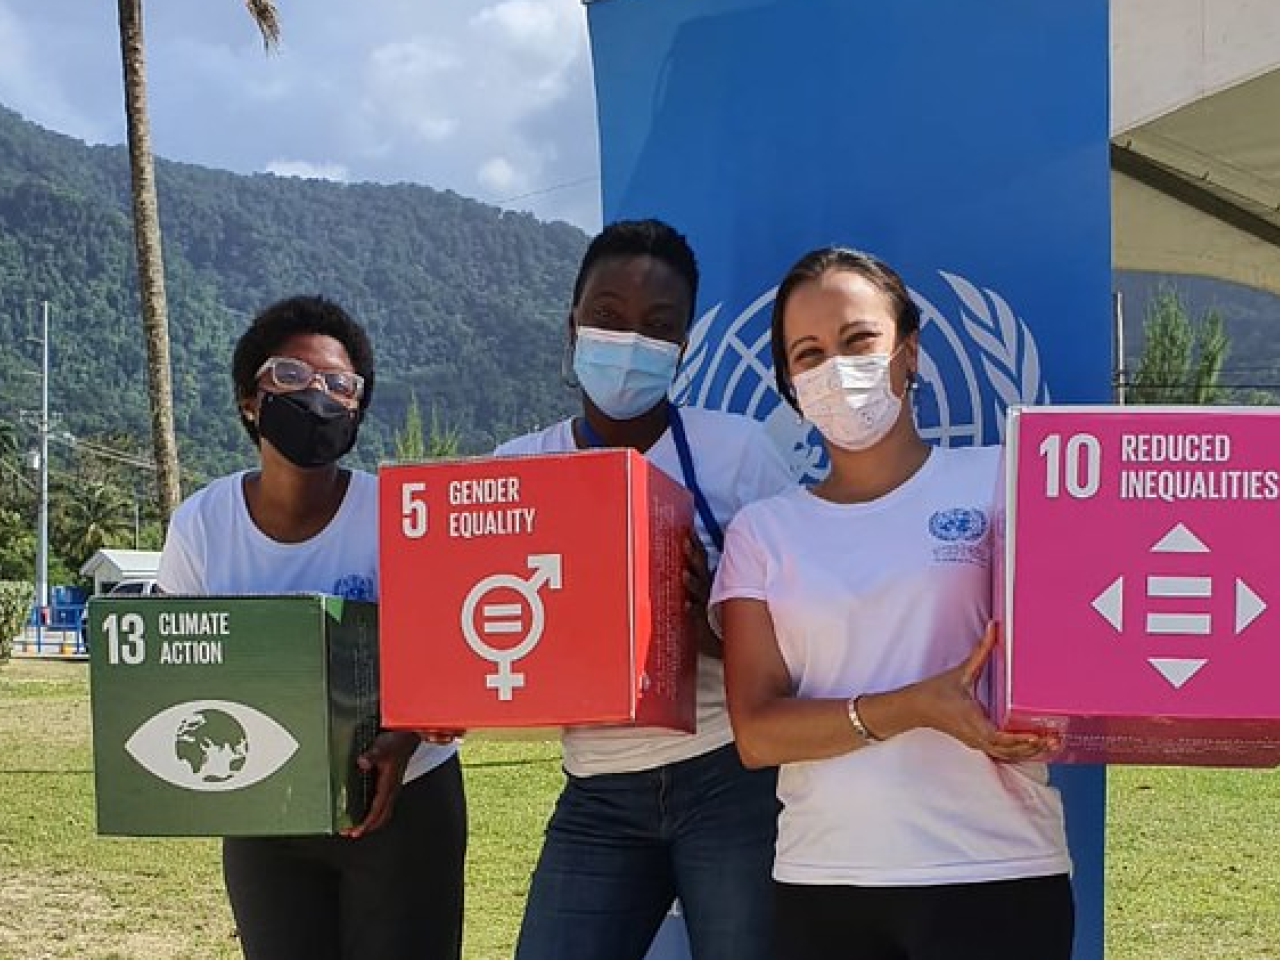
[0, 659, 90, 769]
[0, 866, 238, 960]
[1, 658, 89, 696]
[0, 695, 91, 769]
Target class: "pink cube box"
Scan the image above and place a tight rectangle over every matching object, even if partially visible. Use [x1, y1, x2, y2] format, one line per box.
[993, 406, 1280, 767]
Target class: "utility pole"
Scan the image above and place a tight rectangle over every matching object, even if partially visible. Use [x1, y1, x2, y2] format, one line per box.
[36, 301, 50, 651]
[1112, 291, 1127, 406]
[24, 301, 51, 652]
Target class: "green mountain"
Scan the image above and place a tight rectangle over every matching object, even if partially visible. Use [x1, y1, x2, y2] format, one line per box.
[0, 103, 588, 485]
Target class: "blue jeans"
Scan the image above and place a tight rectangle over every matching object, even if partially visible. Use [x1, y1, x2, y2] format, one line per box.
[515, 743, 779, 960]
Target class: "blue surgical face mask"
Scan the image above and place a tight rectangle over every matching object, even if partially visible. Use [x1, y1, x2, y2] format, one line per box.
[572, 326, 682, 420]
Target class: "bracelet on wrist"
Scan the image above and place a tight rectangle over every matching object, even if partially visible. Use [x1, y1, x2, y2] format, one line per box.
[846, 695, 883, 743]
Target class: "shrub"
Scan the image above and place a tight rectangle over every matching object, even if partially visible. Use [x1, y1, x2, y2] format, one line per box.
[0, 580, 33, 662]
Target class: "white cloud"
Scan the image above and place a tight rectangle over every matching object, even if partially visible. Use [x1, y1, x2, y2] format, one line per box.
[477, 156, 522, 195]
[368, 38, 461, 78]
[472, 0, 584, 61]
[412, 115, 461, 143]
[468, 0, 586, 95]
[0, 0, 601, 228]
[264, 160, 350, 182]
[0, 1, 114, 144]
[358, 38, 462, 146]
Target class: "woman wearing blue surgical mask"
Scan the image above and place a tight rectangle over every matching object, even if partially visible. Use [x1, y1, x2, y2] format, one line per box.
[157, 296, 466, 960]
[711, 248, 1073, 960]
[495, 219, 794, 960]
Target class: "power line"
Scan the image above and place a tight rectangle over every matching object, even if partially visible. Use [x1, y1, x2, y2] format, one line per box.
[494, 174, 600, 205]
[0, 458, 35, 490]
[1132, 380, 1280, 389]
[49, 433, 156, 471]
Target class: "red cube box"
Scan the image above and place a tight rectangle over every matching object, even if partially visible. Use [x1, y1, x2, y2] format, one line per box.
[378, 449, 696, 732]
[994, 406, 1280, 766]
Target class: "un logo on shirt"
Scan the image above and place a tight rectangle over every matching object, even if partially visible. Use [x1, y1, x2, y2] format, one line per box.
[927, 508, 992, 566]
[672, 271, 1049, 482]
[332, 575, 375, 601]
[928, 508, 989, 542]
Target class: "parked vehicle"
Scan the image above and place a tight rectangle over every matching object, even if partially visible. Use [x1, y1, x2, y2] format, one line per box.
[79, 579, 160, 650]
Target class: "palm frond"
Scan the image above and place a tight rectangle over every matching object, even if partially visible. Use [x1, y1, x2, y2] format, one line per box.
[244, 0, 282, 49]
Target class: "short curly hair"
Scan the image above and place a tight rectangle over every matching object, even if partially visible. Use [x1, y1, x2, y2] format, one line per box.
[571, 219, 700, 324]
[231, 295, 375, 443]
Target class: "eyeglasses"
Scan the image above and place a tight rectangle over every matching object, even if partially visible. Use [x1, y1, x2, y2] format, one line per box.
[255, 357, 365, 402]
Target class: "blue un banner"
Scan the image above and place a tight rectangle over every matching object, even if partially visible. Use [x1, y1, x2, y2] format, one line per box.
[587, 2, 1110, 959]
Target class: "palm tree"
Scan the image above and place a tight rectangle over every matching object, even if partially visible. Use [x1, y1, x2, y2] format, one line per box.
[393, 393, 463, 461]
[0, 419, 17, 473]
[115, 0, 280, 522]
[0, 420, 30, 505]
[53, 479, 135, 569]
[1129, 287, 1228, 405]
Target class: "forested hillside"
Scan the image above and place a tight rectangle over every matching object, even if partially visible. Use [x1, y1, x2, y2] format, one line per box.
[6, 100, 1279, 586]
[0, 104, 587, 482]
[0, 104, 588, 582]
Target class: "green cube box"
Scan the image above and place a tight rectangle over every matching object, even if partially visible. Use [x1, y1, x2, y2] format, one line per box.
[89, 594, 378, 836]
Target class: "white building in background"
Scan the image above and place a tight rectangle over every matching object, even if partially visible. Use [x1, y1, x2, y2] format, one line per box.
[80, 549, 161, 596]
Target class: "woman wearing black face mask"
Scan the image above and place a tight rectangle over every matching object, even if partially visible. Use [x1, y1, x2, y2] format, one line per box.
[156, 296, 467, 960]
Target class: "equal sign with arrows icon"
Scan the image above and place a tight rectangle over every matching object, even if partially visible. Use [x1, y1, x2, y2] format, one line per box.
[1090, 522, 1268, 689]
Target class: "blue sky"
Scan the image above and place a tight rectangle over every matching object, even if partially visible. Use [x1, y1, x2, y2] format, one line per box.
[0, 0, 602, 229]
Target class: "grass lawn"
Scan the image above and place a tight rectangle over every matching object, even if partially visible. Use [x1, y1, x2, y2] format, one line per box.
[2, 657, 1278, 959]
[1106, 765, 1280, 959]
[0, 658, 561, 960]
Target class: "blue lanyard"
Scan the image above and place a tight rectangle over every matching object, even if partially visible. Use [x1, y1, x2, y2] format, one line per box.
[576, 403, 725, 553]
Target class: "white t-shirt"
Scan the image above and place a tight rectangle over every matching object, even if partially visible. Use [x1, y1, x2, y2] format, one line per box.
[711, 445, 1071, 886]
[157, 469, 453, 783]
[494, 406, 794, 776]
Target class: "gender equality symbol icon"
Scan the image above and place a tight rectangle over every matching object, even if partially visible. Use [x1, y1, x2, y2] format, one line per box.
[460, 554, 563, 700]
[1090, 523, 1268, 689]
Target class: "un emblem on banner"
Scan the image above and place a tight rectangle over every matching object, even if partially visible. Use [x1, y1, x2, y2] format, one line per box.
[673, 271, 1050, 481]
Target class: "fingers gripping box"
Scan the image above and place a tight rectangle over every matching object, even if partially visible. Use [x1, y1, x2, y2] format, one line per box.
[994, 407, 1280, 766]
[379, 449, 697, 732]
[89, 594, 379, 836]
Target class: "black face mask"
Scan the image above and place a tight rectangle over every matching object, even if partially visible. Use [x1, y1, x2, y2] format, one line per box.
[257, 389, 359, 468]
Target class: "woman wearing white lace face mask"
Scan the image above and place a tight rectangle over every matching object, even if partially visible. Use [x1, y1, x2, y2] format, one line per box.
[711, 248, 1074, 960]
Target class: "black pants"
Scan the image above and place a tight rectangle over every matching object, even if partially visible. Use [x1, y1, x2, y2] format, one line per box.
[223, 754, 467, 960]
[774, 874, 1074, 960]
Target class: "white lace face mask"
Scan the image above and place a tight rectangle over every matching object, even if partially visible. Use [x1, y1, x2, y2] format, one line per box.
[791, 349, 905, 452]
